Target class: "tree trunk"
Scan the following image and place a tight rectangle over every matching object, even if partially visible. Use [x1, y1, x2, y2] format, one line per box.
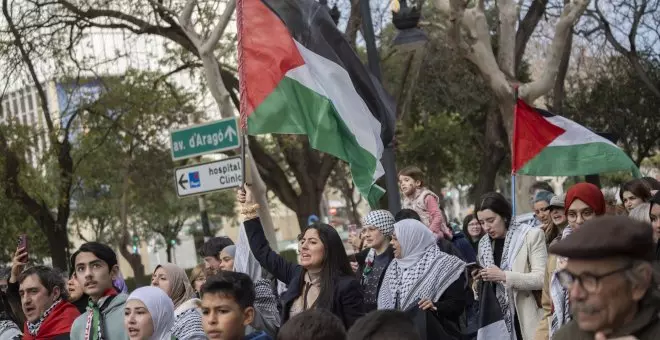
[295, 191, 322, 232]
[118, 154, 146, 283]
[166, 243, 173, 263]
[45, 221, 69, 270]
[471, 107, 508, 203]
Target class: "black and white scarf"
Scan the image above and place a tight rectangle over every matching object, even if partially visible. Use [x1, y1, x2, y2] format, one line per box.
[378, 219, 465, 311]
[549, 226, 573, 338]
[26, 298, 62, 336]
[477, 221, 531, 340]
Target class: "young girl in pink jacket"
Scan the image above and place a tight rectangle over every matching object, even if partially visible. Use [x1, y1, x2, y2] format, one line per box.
[398, 166, 452, 239]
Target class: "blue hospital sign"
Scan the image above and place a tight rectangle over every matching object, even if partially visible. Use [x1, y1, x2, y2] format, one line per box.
[174, 157, 243, 197]
[189, 171, 201, 188]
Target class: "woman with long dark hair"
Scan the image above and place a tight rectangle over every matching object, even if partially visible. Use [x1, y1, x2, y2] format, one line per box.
[620, 179, 652, 213]
[238, 187, 364, 328]
[473, 192, 547, 340]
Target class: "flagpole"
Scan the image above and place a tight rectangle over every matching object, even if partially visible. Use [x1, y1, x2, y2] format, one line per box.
[511, 85, 519, 221]
[361, 0, 401, 213]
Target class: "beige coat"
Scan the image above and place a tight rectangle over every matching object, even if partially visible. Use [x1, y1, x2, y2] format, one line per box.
[478, 227, 547, 340]
[534, 253, 557, 340]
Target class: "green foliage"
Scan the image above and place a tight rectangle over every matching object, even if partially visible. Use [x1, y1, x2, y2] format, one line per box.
[380, 27, 493, 190]
[564, 56, 660, 166]
[70, 70, 235, 253]
[0, 195, 50, 263]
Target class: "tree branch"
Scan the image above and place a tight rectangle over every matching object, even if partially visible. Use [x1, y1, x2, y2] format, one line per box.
[519, 0, 589, 102]
[201, 0, 236, 54]
[248, 136, 299, 211]
[498, 0, 518, 78]
[2, 0, 54, 134]
[515, 0, 549, 69]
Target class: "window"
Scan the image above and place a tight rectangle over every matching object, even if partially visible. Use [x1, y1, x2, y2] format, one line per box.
[27, 92, 34, 111]
[20, 92, 26, 113]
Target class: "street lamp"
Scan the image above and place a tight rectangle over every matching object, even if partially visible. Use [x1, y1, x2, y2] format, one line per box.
[391, 0, 428, 50]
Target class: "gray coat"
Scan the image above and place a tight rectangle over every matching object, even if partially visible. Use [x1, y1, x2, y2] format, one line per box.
[70, 293, 128, 340]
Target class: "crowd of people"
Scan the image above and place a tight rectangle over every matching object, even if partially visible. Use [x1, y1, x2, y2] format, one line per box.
[0, 166, 659, 340]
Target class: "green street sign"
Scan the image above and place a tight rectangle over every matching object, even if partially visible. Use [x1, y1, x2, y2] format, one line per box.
[170, 117, 240, 160]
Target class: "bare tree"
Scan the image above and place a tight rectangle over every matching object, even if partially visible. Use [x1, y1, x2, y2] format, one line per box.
[0, 0, 82, 269]
[49, 0, 362, 232]
[582, 0, 660, 99]
[175, 0, 279, 243]
[431, 0, 590, 209]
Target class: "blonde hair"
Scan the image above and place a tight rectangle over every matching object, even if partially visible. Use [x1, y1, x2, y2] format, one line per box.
[629, 203, 652, 224]
[190, 263, 205, 287]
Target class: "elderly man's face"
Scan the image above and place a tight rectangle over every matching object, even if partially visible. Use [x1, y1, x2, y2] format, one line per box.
[566, 258, 650, 333]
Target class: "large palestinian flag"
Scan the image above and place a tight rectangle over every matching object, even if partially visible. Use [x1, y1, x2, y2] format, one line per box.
[237, 0, 396, 206]
[512, 99, 640, 177]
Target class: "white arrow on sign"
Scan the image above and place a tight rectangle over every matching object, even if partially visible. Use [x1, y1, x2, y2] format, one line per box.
[174, 157, 243, 197]
[224, 126, 237, 142]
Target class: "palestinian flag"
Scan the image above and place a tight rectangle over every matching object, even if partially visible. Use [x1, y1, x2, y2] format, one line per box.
[512, 99, 640, 177]
[476, 281, 510, 340]
[237, 0, 396, 206]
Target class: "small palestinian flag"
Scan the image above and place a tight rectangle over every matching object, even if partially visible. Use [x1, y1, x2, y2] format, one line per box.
[476, 281, 511, 340]
[512, 99, 640, 177]
[237, 0, 396, 207]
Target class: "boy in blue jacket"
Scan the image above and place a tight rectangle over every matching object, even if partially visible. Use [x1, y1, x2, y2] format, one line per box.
[201, 271, 271, 340]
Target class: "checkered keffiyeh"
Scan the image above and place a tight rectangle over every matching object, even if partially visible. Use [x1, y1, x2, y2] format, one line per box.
[361, 210, 395, 237]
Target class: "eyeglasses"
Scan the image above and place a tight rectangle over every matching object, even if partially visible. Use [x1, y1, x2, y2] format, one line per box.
[467, 222, 481, 228]
[566, 209, 594, 222]
[557, 265, 632, 293]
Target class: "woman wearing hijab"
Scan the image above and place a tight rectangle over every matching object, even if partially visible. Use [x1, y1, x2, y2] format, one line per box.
[124, 286, 175, 340]
[534, 183, 606, 340]
[474, 192, 547, 340]
[219, 245, 237, 271]
[378, 219, 467, 339]
[152, 263, 206, 339]
[356, 210, 396, 313]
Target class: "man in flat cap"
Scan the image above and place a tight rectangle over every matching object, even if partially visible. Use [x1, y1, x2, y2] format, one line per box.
[550, 216, 660, 340]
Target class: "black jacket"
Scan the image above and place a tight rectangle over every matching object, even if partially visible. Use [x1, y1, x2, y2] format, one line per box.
[244, 218, 365, 328]
[355, 247, 395, 312]
[403, 273, 466, 340]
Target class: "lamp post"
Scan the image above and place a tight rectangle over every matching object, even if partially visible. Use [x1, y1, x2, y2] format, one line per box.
[391, 0, 428, 50]
[359, 0, 400, 213]
[319, 0, 341, 25]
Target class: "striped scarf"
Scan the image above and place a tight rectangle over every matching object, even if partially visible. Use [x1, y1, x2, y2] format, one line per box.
[84, 289, 117, 340]
[549, 226, 573, 338]
[26, 298, 62, 336]
[477, 221, 531, 340]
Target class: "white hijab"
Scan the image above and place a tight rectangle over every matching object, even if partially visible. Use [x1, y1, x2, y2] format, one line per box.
[128, 286, 175, 340]
[378, 219, 466, 310]
[394, 219, 437, 269]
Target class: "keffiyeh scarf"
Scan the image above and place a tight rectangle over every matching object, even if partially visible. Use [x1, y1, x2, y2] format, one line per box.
[378, 245, 465, 310]
[84, 288, 117, 340]
[549, 226, 573, 338]
[477, 221, 531, 340]
[27, 298, 62, 336]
